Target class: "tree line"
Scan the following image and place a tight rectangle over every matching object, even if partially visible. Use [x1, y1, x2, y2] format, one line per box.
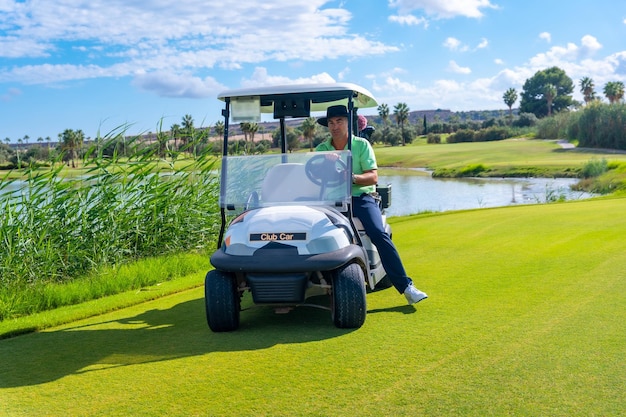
[2, 65, 624, 167]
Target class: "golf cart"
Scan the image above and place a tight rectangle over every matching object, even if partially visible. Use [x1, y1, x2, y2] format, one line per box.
[205, 83, 393, 331]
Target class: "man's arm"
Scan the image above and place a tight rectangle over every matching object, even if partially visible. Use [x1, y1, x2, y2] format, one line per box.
[353, 169, 377, 185]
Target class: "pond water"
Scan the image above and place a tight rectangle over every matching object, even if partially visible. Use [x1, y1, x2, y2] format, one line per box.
[379, 172, 595, 217]
[2, 173, 595, 218]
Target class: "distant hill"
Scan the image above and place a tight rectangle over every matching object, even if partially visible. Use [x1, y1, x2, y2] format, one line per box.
[361, 108, 512, 126]
[133, 108, 515, 141]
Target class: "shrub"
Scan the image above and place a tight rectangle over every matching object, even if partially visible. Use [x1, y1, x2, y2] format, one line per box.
[473, 127, 510, 142]
[581, 158, 608, 178]
[481, 118, 497, 129]
[536, 112, 572, 139]
[513, 112, 538, 128]
[426, 133, 441, 144]
[447, 129, 474, 143]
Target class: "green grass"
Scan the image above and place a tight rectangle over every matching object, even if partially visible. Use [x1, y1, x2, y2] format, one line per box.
[375, 138, 626, 177]
[0, 253, 211, 335]
[1, 197, 625, 416]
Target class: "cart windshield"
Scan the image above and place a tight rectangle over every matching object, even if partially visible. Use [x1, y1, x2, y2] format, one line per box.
[219, 151, 352, 212]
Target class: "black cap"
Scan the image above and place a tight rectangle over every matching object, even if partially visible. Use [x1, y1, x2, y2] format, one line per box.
[317, 105, 350, 126]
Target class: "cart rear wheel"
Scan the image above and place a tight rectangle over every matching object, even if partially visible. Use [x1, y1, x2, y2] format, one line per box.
[205, 270, 240, 332]
[331, 263, 366, 328]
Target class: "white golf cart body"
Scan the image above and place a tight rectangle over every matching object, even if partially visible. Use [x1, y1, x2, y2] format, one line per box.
[205, 83, 392, 331]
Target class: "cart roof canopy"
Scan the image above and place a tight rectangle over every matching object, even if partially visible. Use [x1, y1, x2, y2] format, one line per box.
[218, 83, 378, 122]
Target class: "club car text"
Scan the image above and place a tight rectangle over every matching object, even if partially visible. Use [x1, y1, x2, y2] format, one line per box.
[250, 232, 307, 242]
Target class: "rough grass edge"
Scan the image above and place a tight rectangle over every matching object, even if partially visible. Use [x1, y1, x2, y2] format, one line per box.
[0, 253, 211, 339]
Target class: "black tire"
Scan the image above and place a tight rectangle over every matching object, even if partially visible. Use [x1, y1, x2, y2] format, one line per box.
[205, 270, 240, 332]
[331, 263, 367, 329]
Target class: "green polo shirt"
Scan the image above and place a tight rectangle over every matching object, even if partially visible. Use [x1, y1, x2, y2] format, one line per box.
[316, 136, 377, 196]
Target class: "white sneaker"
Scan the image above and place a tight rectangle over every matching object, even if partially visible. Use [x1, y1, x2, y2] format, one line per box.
[404, 283, 428, 305]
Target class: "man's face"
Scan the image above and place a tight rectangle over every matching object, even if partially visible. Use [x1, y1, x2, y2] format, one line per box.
[327, 116, 348, 140]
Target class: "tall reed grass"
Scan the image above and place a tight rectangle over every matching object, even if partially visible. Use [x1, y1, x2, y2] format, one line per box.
[535, 102, 626, 150]
[0, 126, 220, 320]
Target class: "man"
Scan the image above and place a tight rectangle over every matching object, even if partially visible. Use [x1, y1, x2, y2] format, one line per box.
[316, 105, 428, 305]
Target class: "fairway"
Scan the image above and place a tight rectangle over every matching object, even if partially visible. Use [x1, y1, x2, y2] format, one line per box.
[1, 198, 625, 416]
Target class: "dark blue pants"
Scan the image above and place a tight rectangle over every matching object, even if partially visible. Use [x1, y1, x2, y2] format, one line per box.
[352, 194, 412, 293]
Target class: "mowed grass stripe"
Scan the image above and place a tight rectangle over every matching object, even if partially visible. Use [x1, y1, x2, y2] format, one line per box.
[1, 197, 625, 416]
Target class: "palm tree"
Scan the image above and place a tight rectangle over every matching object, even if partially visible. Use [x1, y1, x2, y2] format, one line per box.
[579, 77, 596, 104]
[61, 129, 84, 168]
[214, 121, 225, 139]
[156, 130, 169, 158]
[170, 123, 181, 152]
[543, 84, 557, 116]
[301, 117, 317, 151]
[248, 122, 259, 143]
[247, 122, 259, 153]
[603, 81, 625, 104]
[393, 102, 410, 145]
[502, 88, 518, 120]
[181, 114, 194, 152]
[240, 122, 251, 151]
[377, 103, 390, 125]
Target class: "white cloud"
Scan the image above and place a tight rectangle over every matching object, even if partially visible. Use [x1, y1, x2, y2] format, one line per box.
[443, 37, 472, 52]
[443, 37, 487, 53]
[443, 37, 463, 50]
[539, 32, 552, 43]
[0, 37, 51, 58]
[0, 63, 130, 84]
[337, 67, 350, 81]
[240, 67, 336, 89]
[580, 35, 602, 56]
[132, 71, 225, 98]
[372, 76, 419, 96]
[476, 38, 489, 49]
[447, 60, 472, 74]
[0, 0, 398, 85]
[389, 0, 497, 19]
[388, 14, 428, 26]
[494, 58, 504, 65]
[382, 67, 409, 77]
[529, 43, 580, 68]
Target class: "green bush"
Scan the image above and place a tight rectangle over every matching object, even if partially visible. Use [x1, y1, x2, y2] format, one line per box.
[447, 129, 475, 143]
[576, 102, 626, 150]
[581, 158, 608, 178]
[426, 133, 441, 144]
[513, 112, 538, 127]
[473, 127, 510, 142]
[536, 112, 572, 139]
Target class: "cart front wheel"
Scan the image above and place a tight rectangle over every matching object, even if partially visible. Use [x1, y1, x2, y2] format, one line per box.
[331, 263, 366, 328]
[205, 270, 240, 332]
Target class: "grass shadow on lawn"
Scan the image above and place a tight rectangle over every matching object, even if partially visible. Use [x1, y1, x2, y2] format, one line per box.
[0, 291, 358, 389]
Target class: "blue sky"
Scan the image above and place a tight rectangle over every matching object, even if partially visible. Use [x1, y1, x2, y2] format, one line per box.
[1, 0, 625, 142]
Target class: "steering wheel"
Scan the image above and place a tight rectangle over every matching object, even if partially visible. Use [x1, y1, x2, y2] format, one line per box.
[304, 154, 349, 187]
[245, 191, 259, 210]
